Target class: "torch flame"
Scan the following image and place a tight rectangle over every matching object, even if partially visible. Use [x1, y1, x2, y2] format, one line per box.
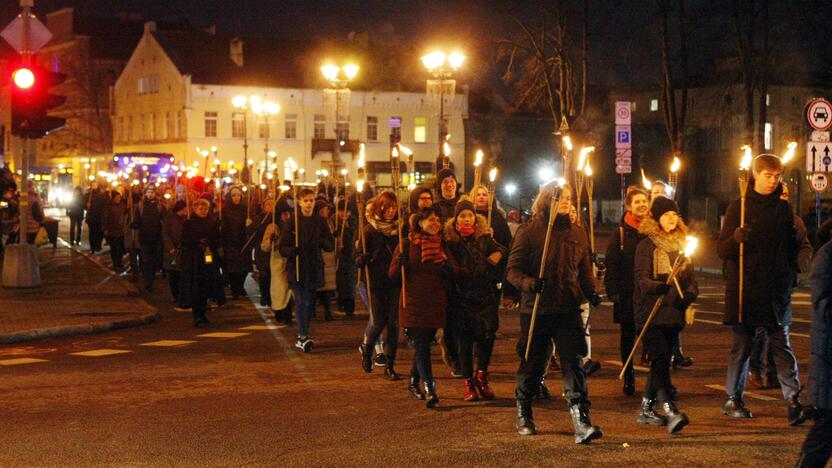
[740, 145, 753, 170]
[641, 169, 653, 190]
[584, 163, 593, 177]
[398, 144, 413, 156]
[474, 150, 483, 167]
[443, 141, 451, 157]
[562, 136, 573, 151]
[358, 143, 365, 168]
[683, 236, 699, 258]
[577, 146, 595, 171]
[356, 179, 365, 193]
[670, 156, 681, 173]
[391, 146, 399, 158]
[489, 167, 497, 182]
[781, 141, 797, 165]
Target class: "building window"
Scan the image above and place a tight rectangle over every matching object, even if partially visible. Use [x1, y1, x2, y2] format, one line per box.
[390, 116, 402, 142]
[232, 112, 245, 138]
[137, 74, 160, 95]
[177, 111, 183, 139]
[764, 122, 773, 150]
[414, 117, 427, 143]
[150, 114, 156, 140]
[650, 99, 658, 112]
[204, 111, 217, 137]
[162, 113, 168, 140]
[127, 116, 132, 142]
[336, 121, 349, 141]
[258, 120, 270, 139]
[314, 114, 326, 139]
[284, 114, 297, 139]
[139, 114, 145, 140]
[366, 116, 378, 141]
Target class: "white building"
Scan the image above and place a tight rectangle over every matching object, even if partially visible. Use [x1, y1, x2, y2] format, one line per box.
[112, 23, 468, 187]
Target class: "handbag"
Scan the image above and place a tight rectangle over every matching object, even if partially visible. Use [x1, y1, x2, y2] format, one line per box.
[34, 225, 49, 246]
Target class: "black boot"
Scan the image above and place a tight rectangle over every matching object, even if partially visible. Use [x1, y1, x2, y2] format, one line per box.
[637, 397, 667, 426]
[623, 369, 636, 396]
[515, 400, 537, 436]
[661, 400, 690, 433]
[408, 376, 425, 400]
[424, 380, 439, 408]
[360, 343, 373, 373]
[568, 401, 603, 444]
[384, 358, 401, 381]
[788, 395, 810, 426]
[534, 376, 552, 400]
[722, 396, 753, 418]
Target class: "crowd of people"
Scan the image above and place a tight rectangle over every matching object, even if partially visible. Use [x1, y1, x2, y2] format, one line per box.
[1, 151, 830, 464]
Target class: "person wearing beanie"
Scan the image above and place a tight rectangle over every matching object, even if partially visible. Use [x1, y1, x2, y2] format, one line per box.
[261, 197, 294, 325]
[434, 168, 459, 222]
[250, 197, 277, 308]
[507, 182, 604, 442]
[717, 153, 809, 426]
[162, 199, 189, 310]
[221, 186, 252, 300]
[632, 195, 697, 433]
[444, 196, 507, 402]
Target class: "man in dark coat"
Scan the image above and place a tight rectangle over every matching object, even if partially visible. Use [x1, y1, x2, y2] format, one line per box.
[796, 240, 832, 467]
[85, 181, 107, 252]
[433, 169, 461, 375]
[134, 186, 165, 292]
[717, 154, 808, 425]
[506, 182, 603, 443]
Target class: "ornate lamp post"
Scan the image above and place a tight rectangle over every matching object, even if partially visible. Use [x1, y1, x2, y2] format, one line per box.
[422, 50, 465, 159]
[321, 63, 359, 168]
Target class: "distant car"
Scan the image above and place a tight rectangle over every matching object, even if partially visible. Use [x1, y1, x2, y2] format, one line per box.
[815, 107, 829, 123]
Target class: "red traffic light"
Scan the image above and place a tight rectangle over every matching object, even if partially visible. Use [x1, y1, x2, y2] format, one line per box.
[12, 67, 35, 89]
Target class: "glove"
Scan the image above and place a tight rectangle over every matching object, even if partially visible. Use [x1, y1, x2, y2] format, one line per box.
[531, 278, 545, 294]
[397, 252, 409, 268]
[588, 292, 604, 307]
[675, 291, 696, 309]
[733, 226, 751, 243]
[282, 246, 297, 258]
[654, 283, 671, 295]
[656, 273, 669, 283]
[355, 253, 371, 268]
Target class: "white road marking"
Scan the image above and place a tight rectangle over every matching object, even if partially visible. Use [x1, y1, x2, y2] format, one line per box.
[697, 310, 811, 325]
[140, 340, 195, 347]
[71, 349, 132, 357]
[705, 384, 779, 401]
[695, 318, 723, 325]
[0, 357, 48, 366]
[196, 332, 250, 339]
[239, 325, 281, 330]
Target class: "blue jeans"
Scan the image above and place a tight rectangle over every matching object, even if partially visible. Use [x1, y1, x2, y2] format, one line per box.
[359, 282, 383, 347]
[725, 323, 801, 401]
[293, 288, 316, 339]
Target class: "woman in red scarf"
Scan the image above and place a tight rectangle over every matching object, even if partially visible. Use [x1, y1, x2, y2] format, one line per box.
[603, 186, 650, 396]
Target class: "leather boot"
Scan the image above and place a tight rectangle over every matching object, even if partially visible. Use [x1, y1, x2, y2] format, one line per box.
[788, 395, 810, 426]
[384, 359, 401, 381]
[464, 378, 479, 401]
[534, 376, 552, 400]
[475, 370, 495, 400]
[722, 396, 753, 418]
[515, 400, 536, 436]
[661, 400, 690, 433]
[424, 380, 439, 408]
[569, 401, 603, 444]
[360, 343, 373, 373]
[408, 376, 425, 400]
[637, 397, 667, 426]
[623, 369, 636, 396]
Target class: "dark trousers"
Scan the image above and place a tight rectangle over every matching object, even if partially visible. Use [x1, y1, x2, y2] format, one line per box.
[457, 331, 495, 378]
[166, 269, 182, 304]
[620, 321, 636, 378]
[406, 328, 437, 383]
[642, 326, 678, 401]
[444, 319, 460, 368]
[293, 288, 316, 338]
[750, 326, 778, 377]
[127, 248, 140, 275]
[796, 409, 832, 468]
[516, 310, 588, 404]
[191, 268, 215, 323]
[87, 221, 103, 251]
[229, 272, 248, 297]
[140, 242, 161, 288]
[258, 270, 271, 306]
[365, 288, 400, 363]
[69, 217, 83, 244]
[725, 323, 801, 401]
[106, 236, 125, 270]
[316, 291, 333, 318]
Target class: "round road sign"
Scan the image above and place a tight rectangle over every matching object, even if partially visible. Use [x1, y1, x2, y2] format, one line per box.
[811, 173, 828, 193]
[807, 98, 832, 131]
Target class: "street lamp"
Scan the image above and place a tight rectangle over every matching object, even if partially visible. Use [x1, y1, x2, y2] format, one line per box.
[250, 98, 280, 184]
[321, 63, 359, 169]
[422, 50, 465, 157]
[232, 95, 253, 184]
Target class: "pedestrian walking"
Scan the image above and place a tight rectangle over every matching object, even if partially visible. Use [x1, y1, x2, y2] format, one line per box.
[222, 187, 253, 300]
[162, 200, 188, 310]
[85, 181, 107, 253]
[433, 168, 462, 376]
[444, 197, 506, 401]
[251, 197, 276, 308]
[180, 198, 222, 326]
[507, 182, 604, 442]
[334, 199, 357, 316]
[717, 154, 809, 425]
[133, 186, 165, 293]
[279, 187, 334, 352]
[604, 186, 650, 395]
[389, 206, 450, 408]
[102, 191, 127, 272]
[356, 190, 402, 379]
[315, 198, 337, 321]
[261, 198, 293, 325]
[66, 186, 84, 246]
[632, 196, 697, 433]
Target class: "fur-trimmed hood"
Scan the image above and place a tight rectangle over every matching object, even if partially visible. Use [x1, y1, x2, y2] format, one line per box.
[638, 216, 688, 245]
[443, 213, 489, 241]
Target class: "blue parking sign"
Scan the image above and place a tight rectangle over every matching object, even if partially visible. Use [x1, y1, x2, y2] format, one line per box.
[615, 125, 632, 148]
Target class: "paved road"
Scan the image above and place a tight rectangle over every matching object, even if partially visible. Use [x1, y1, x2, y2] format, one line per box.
[0, 271, 813, 466]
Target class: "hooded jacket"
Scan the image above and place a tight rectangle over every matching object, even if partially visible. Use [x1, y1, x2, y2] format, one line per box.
[221, 194, 252, 274]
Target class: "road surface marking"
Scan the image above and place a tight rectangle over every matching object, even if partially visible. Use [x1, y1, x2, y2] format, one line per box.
[697, 293, 722, 297]
[792, 292, 810, 298]
[140, 340, 195, 347]
[791, 301, 812, 306]
[705, 384, 779, 401]
[791, 332, 810, 338]
[698, 286, 719, 290]
[0, 357, 48, 366]
[71, 349, 132, 357]
[696, 310, 811, 325]
[239, 325, 281, 330]
[196, 332, 250, 339]
[695, 318, 723, 325]
[604, 360, 649, 373]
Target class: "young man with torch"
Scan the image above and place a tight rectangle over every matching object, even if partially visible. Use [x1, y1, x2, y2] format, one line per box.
[717, 152, 809, 425]
[507, 181, 604, 442]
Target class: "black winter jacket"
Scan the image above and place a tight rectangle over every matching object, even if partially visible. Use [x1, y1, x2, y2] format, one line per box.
[810, 241, 832, 409]
[358, 222, 400, 290]
[278, 213, 334, 290]
[604, 216, 647, 324]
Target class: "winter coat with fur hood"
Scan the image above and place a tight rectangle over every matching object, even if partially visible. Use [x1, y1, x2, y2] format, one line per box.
[632, 217, 698, 329]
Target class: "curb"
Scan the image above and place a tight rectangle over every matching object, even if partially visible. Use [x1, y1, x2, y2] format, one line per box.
[0, 310, 161, 345]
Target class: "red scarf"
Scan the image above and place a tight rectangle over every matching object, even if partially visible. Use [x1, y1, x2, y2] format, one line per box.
[456, 223, 475, 238]
[624, 212, 642, 230]
[409, 232, 447, 264]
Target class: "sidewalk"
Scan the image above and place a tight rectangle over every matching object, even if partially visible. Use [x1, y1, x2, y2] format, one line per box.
[0, 240, 159, 345]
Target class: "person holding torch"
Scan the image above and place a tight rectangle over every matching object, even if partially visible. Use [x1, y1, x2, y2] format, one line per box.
[507, 181, 604, 442]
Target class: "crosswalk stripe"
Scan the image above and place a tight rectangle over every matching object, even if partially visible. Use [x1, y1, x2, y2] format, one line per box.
[696, 310, 811, 324]
[140, 340, 195, 347]
[239, 325, 282, 330]
[0, 357, 48, 366]
[604, 360, 650, 373]
[196, 332, 250, 339]
[705, 384, 779, 401]
[71, 349, 132, 357]
[695, 318, 723, 325]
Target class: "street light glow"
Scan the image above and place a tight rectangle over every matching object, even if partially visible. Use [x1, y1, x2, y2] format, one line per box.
[343, 64, 359, 80]
[321, 64, 340, 82]
[538, 166, 554, 183]
[263, 101, 280, 115]
[232, 95, 247, 108]
[505, 183, 517, 195]
[421, 51, 446, 70]
[448, 52, 465, 70]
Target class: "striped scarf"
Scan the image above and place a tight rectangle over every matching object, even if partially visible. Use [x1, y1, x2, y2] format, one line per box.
[409, 232, 447, 264]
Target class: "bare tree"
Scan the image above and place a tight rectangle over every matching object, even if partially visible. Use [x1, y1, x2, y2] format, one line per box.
[658, 0, 689, 155]
[731, 0, 770, 153]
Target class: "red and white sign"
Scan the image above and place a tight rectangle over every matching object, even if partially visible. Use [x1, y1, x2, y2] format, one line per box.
[615, 101, 632, 125]
[806, 98, 832, 131]
[811, 173, 828, 193]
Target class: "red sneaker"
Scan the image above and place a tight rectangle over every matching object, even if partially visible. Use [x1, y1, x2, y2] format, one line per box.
[464, 378, 479, 401]
[475, 370, 495, 400]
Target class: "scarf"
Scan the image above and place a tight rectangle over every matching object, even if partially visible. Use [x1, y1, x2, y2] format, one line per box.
[409, 232, 447, 264]
[367, 213, 398, 237]
[456, 223, 475, 238]
[648, 228, 685, 277]
[624, 212, 642, 230]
